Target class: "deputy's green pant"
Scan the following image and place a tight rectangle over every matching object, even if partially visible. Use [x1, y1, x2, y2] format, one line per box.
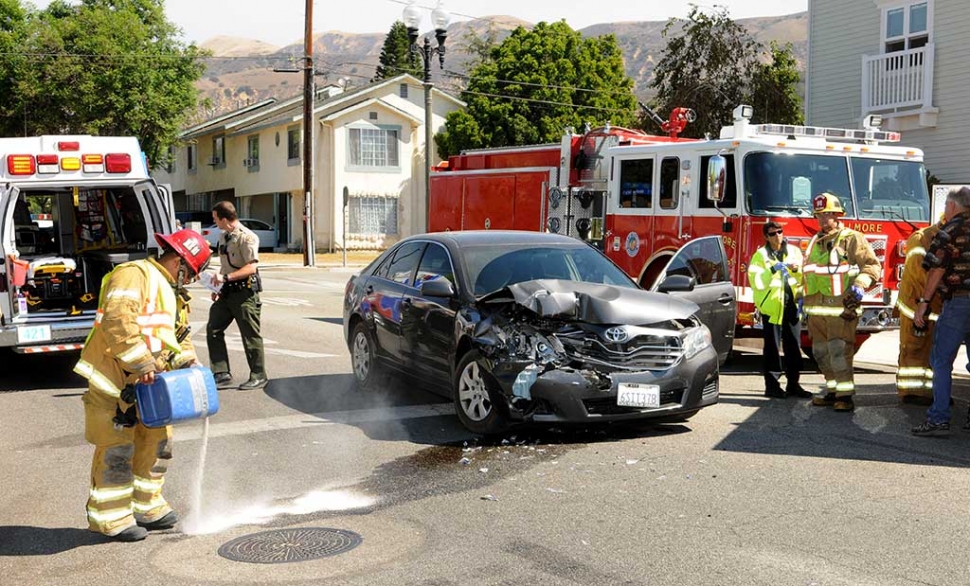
[207, 289, 265, 378]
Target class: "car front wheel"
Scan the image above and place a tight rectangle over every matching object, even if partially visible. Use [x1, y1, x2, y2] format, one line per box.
[351, 322, 382, 389]
[453, 350, 508, 435]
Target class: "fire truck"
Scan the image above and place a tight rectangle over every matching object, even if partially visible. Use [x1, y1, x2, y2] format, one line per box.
[429, 105, 931, 347]
[0, 136, 175, 354]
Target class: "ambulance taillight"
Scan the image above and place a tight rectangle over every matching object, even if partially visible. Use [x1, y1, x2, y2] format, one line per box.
[105, 153, 131, 173]
[7, 155, 35, 175]
[82, 154, 104, 173]
[36, 154, 59, 174]
[57, 141, 80, 151]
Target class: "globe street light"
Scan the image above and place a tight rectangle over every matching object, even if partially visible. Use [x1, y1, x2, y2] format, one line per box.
[403, 0, 450, 232]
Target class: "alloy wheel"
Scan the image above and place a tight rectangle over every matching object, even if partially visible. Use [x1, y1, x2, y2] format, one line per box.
[352, 331, 371, 382]
[457, 360, 492, 421]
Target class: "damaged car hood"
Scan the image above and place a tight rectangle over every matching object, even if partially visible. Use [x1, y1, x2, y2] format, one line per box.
[480, 279, 699, 325]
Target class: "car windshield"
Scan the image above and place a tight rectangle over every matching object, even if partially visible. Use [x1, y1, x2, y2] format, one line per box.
[463, 244, 637, 297]
[744, 152, 929, 221]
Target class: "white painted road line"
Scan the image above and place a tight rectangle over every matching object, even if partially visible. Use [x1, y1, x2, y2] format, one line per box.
[175, 403, 455, 441]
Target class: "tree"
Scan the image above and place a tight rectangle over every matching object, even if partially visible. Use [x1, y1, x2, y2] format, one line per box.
[436, 21, 638, 158]
[0, 0, 206, 166]
[650, 5, 761, 139]
[373, 21, 421, 81]
[747, 41, 804, 125]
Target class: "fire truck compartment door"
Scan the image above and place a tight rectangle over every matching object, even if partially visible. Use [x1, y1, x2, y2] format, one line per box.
[653, 235, 735, 364]
[463, 175, 516, 230]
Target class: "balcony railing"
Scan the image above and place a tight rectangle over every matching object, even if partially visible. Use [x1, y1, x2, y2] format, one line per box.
[861, 44, 934, 114]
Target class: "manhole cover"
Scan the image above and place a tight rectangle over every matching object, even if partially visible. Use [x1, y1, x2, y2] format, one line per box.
[218, 528, 363, 564]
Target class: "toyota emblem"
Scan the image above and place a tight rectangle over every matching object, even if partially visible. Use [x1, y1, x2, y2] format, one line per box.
[604, 326, 628, 343]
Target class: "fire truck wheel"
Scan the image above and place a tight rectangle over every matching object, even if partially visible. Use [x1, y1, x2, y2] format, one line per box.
[453, 350, 509, 435]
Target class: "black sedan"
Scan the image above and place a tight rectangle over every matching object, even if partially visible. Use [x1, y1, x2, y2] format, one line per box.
[343, 231, 733, 434]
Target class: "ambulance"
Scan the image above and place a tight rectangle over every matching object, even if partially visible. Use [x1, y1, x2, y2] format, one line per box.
[0, 136, 175, 353]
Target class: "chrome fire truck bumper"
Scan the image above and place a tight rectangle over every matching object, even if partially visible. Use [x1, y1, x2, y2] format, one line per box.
[856, 304, 898, 331]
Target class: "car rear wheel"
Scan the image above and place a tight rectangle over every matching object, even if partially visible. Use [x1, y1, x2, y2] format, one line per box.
[453, 351, 508, 435]
[351, 322, 382, 389]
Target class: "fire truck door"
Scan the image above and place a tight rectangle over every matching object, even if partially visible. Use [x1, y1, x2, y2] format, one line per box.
[653, 156, 690, 245]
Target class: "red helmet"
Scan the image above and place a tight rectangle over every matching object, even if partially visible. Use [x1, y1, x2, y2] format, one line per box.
[155, 229, 211, 275]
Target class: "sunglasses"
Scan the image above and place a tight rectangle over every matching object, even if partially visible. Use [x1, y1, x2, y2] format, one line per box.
[768, 230, 783, 236]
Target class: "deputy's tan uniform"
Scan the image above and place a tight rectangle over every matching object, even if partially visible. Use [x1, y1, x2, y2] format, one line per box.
[74, 258, 195, 536]
[207, 222, 265, 380]
[895, 223, 944, 400]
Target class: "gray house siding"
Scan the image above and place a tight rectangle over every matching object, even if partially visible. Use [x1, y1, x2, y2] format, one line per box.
[807, 0, 878, 128]
[808, 0, 970, 183]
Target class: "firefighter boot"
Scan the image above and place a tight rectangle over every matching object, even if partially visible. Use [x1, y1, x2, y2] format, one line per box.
[812, 393, 837, 407]
[109, 525, 148, 542]
[137, 510, 178, 531]
[833, 396, 855, 412]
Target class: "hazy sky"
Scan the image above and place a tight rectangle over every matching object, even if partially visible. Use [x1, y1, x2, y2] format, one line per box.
[30, 0, 809, 47]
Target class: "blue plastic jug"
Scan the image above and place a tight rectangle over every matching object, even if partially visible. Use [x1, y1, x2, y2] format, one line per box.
[136, 367, 220, 428]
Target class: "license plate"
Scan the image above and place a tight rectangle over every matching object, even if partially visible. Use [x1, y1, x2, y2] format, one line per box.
[617, 383, 660, 408]
[17, 325, 52, 344]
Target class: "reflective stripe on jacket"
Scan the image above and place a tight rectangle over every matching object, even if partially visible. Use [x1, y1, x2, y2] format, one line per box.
[802, 226, 881, 298]
[74, 258, 191, 398]
[896, 223, 942, 322]
[747, 243, 803, 325]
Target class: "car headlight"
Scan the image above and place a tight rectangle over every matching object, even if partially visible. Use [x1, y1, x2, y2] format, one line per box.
[681, 325, 712, 360]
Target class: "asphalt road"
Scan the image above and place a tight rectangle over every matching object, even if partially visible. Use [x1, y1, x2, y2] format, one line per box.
[2, 266, 969, 586]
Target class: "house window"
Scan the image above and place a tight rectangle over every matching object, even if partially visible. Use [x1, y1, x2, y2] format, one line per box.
[883, 1, 931, 53]
[166, 145, 176, 174]
[247, 135, 260, 171]
[399, 83, 408, 99]
[211, 135, 225, 168]
[187, 144, 197, 172]
[287, 126, 301, 163]
[348, 195, 399, 235]
[348, 126, 400, 169]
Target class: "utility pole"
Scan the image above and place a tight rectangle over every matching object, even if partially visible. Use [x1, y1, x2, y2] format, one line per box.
[302, 0, 316, 266]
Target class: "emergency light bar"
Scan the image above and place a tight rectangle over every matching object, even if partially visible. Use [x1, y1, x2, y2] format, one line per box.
[753, 124, 901, 143]
[4, 152, 130, 175]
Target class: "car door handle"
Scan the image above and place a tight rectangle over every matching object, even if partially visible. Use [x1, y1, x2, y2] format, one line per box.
[365, 285, 374, 294]
[717, 294, 734, 305]
[401, 296, 413, 307]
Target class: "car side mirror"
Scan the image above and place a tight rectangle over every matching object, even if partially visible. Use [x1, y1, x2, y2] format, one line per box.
[657, 274, 696, 293]
[420, 277, 456, 298]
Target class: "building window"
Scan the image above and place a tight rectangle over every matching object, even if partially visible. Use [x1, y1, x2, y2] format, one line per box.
[348, 126, 400, 169]
[246, 135, 260, 172]
[165, 145, 176, 174]
[348, 195, 399, 235]
[187, 144, 197, 172]
[287, 126, 300, 163]
[883, 1, 931, 53]
[211, 135, 225, 168]
[399, 83, 408, 99]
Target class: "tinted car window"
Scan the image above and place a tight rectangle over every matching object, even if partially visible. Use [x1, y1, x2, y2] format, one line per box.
[386, 242, 425, 285]
[243, 219, 271, 230]
[465, 244, 636, 296]
[664, 238, 726, 285]
[416, 243, 456, 287]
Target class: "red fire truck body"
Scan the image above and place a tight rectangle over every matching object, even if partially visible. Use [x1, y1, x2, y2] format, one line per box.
[429, 107, 931, 339]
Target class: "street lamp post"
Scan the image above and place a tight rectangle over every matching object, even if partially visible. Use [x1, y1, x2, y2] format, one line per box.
[403, 0, 450, 233]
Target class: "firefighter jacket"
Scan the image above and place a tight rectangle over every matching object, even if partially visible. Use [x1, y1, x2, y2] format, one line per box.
[747, 242, 803, 325]
[897, 223, 943, 322]
[74, 258, 196, 400]
[802, 224, 881, 317]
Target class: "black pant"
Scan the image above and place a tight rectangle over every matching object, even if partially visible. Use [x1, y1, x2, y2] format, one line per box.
[762, 302, 803, 392]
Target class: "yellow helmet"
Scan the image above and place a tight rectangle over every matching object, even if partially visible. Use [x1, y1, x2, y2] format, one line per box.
[812, 192, 844, 215]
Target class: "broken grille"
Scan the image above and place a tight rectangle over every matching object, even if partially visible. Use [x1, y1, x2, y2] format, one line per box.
[561, 332, 684, 370]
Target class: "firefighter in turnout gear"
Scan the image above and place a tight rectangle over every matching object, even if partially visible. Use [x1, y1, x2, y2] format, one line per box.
[895, 219, 944, 404]
[802, 193, 881, 412]
[74, 229, 211, 542]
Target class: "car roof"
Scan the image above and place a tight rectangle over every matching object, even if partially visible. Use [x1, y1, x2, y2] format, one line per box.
[409, 230, 584, 248]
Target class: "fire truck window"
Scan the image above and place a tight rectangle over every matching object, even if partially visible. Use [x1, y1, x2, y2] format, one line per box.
[699, 155, 737, 208]
[660, 158, 680, 209]
[619, 159, 653, 209]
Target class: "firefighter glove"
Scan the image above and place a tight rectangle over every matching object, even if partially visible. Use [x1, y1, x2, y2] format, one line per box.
[120, 384, 137, 405]
[771, 262, 786, 273]
[849, 285, 864, 301]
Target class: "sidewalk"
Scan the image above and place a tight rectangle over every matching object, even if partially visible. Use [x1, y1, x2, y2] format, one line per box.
[213, 250, 382, 271]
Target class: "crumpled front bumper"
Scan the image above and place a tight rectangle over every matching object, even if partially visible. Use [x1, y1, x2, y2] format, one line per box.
[491, 346, 719, 424]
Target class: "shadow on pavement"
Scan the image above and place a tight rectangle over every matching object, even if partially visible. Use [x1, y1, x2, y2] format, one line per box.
[0, 526, 107, 555]
[0, 350, 86, 392]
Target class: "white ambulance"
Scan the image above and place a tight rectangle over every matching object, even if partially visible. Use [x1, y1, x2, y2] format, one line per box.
[0, 136, 175, 353]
